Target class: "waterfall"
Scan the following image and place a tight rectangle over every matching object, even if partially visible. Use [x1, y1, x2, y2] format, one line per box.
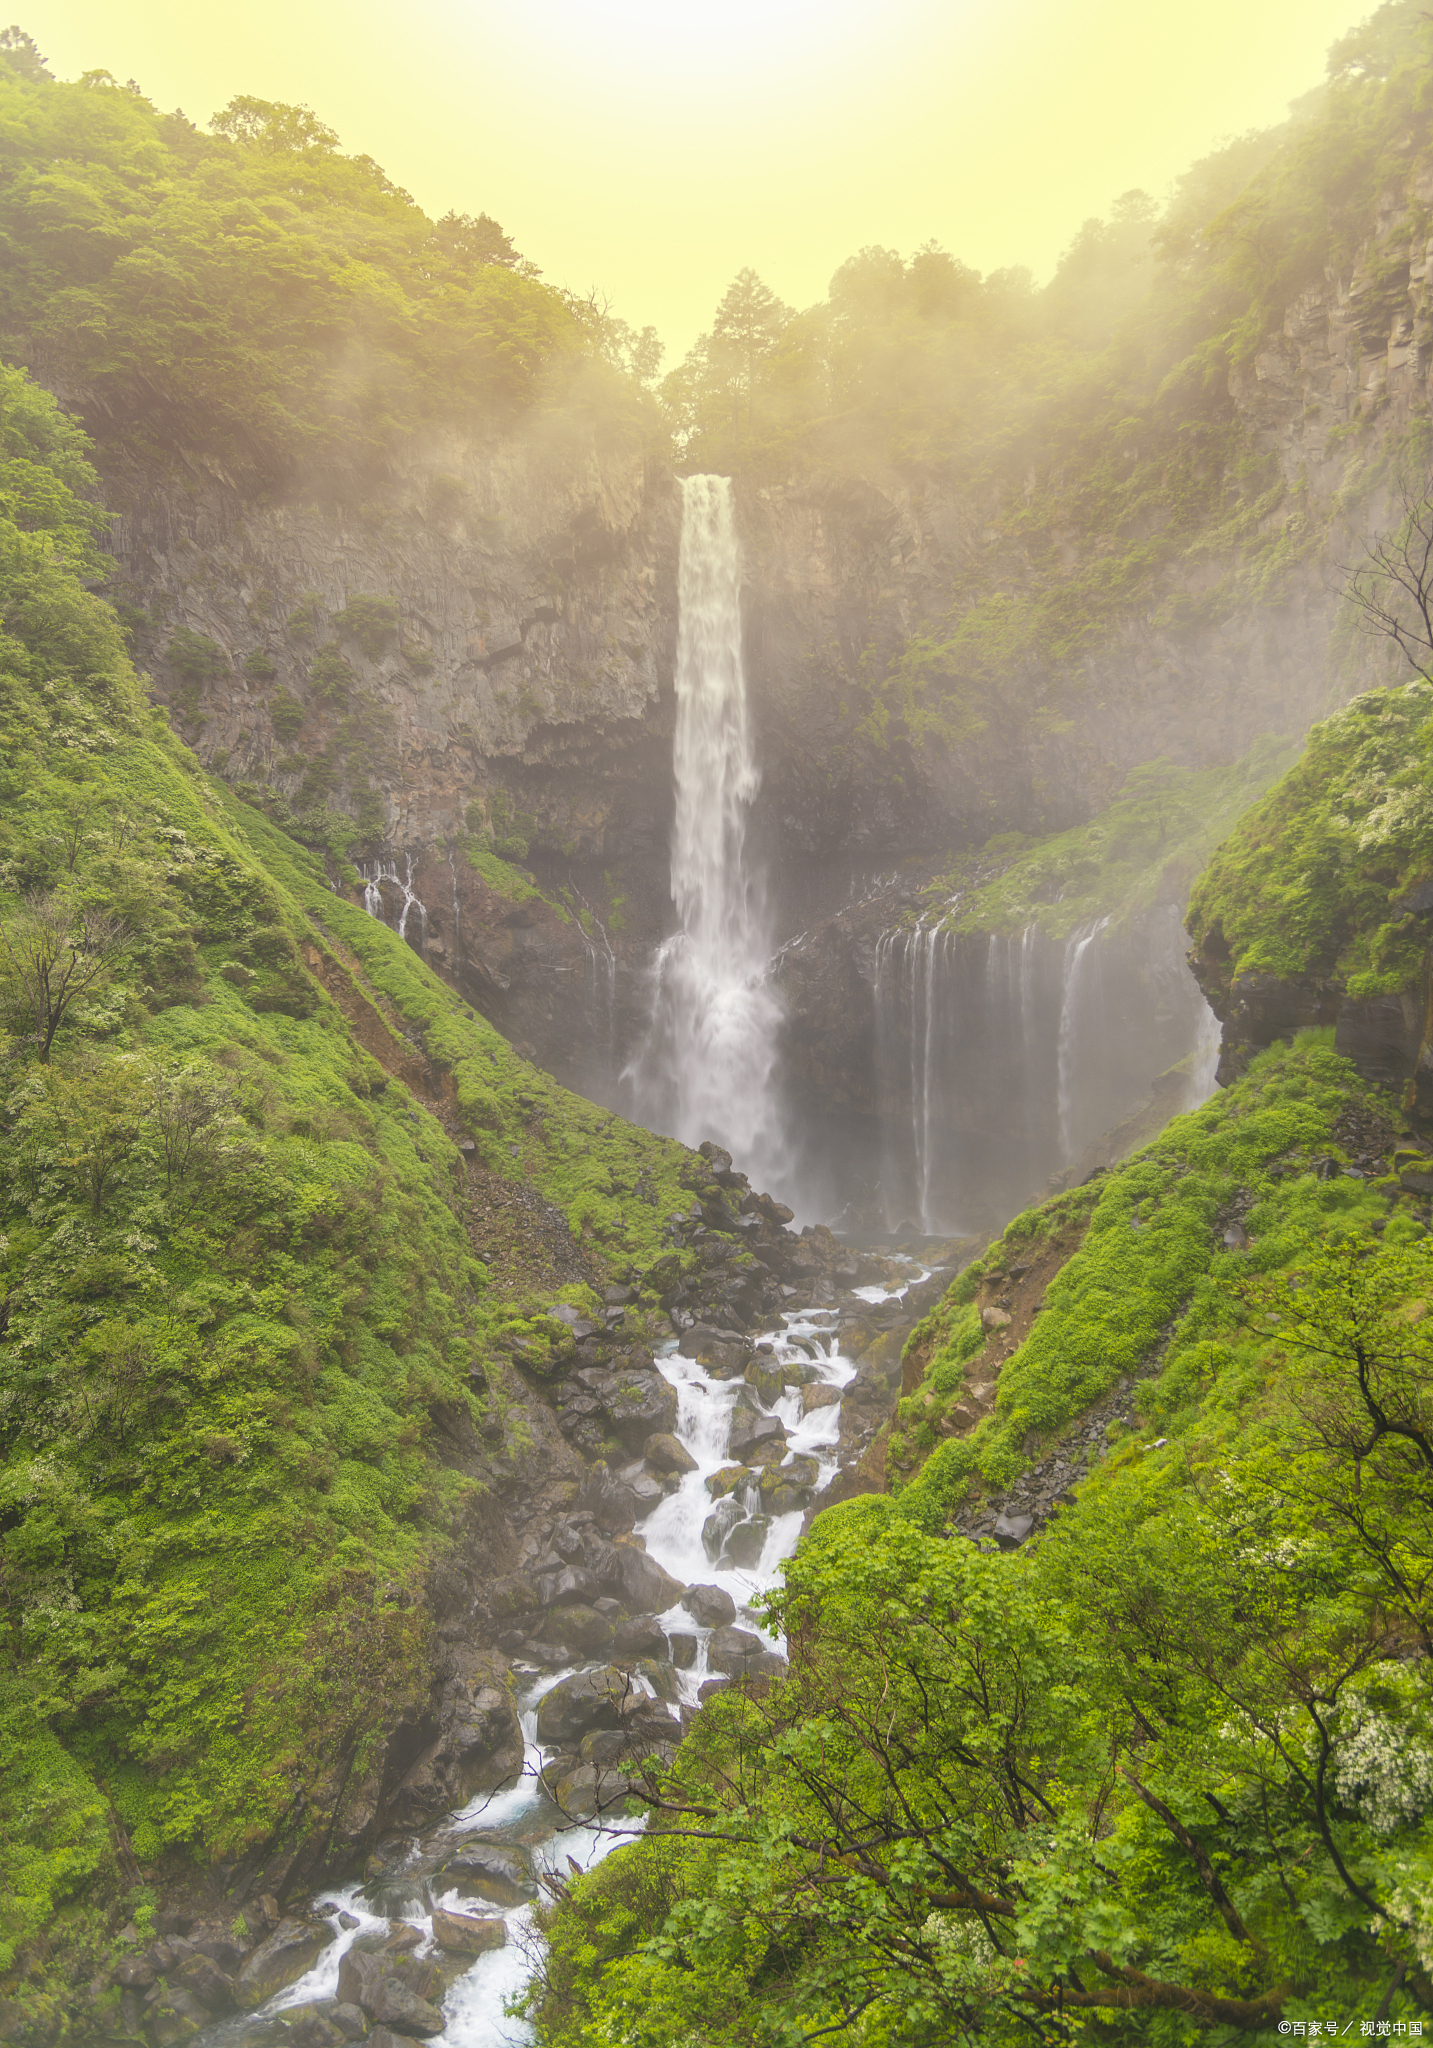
[569, 878, 617, 1068]
[1056, 917, 1109, 1165]
[358, 854, 428, 952]
[625, 475, 787, 1190]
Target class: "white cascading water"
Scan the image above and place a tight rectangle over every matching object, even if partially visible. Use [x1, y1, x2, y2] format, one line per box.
[360, 855, 428, 948]
[1056, 916, 1111, 1164]
[221, 1274, 890, 2048]
[624, 475, 788, 1194]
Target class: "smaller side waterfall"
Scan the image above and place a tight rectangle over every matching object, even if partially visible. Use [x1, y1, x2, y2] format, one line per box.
[358, 855, 428, 950]
[1057, 916, 1110, 1164]
[873, 908, 1221, 1234]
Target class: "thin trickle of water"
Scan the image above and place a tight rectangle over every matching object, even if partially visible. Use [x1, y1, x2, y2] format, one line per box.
[625, 475, 787, 1192]
[447, 844, 462, 963]
[569, 880, 617, 1068]
[1056, 916, 1110, 1164]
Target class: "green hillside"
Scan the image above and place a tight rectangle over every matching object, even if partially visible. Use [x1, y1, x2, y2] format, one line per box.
[0, 359, 687, 2017]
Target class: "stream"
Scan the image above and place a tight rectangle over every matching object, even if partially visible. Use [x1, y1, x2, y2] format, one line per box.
[217, 1265, 926, 2046]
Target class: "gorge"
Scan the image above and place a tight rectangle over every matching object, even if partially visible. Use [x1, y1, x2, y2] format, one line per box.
[9, 4, 1433, 2042]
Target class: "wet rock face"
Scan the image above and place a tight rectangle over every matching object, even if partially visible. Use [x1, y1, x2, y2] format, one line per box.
[379, 1645, 524, 1829]
[236, 1920, 334, 2009]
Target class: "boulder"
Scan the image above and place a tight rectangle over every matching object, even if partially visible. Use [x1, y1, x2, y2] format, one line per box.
[678, 1325, 750, 1377]
[237, 1920, 334, 2009]
[597, 1371, 679, 1447]
[286, 2014, 344, 2048]
[577, 1461, 642, 1535]
[547, 1605, 615, 1656]
[623, 1469, 665, 1513]
[382, 1925, 424, 1955]
[744, 1359, 787, 1405]
[802, 1383, 841, 1413]
[708, 1626, 787, 1679]
[702, 1498, 745, 1560]
[549, 1761, 602, 1814]
[993, 1512, 1034, 1548]
[722, 1517, 770, 1566]
[337, 1951, 444, 2031]
[616, 1545, 685, 1613]
[327, 2006, 368, 2040]
[681, 1583, 736, 1628]
[430, 1909, 506, 1956]
[760, 1454, 821, 1496]
[441, 1842, 535, 1907]
[727, 1412, 786, 1461]
[170, 1952, 237, 2013]
[533, 1563, 602, 1608]
[667, 1631, 699, 1667]
[643, 1432, 697, 1475]
[366, 1979, 443, 2037]
[763, 1484, 807, 1516]
[705, 1464, 751, 1498]
[487, 1572, 538, 1618]
[149, 1990, 211, 2046]
[535, 1665, 633, 1745]
[613, 1614, 668, 1659]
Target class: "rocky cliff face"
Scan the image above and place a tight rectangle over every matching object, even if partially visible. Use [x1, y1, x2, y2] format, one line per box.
[100, 405, 680, 855]
[52, 160, 1433, 1138]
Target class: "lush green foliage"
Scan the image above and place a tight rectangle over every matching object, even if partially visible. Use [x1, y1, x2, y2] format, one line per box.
[527, 1040, 1433, 2040]
[0, 39, 644, 482]
[912, 740, 1297, 942]
[1187, 680, 1433, 994]
[0, 363, 690, 1985]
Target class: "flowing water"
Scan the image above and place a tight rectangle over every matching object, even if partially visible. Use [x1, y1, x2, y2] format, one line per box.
[872, 904, 1220, 1233]
[359, 856, 428, 949]
[220, 1281, 877, 2046]
[624, 473, 788, 1196]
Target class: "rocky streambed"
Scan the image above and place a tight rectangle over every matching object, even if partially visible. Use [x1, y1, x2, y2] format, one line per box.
[115, 1188, 962, 2048]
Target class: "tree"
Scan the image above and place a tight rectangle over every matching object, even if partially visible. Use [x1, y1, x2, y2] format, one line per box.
[429, 210, 522, 273]
[0, 26, 49, 82]
[709, 268, 792, 437]
[149, 1064, 240, 1196]
[0, 891, 129, 1062]
[1344, 460, 1433, 679]
[210, 95, 339, 154]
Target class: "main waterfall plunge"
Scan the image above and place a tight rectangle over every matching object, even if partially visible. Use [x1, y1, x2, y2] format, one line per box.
[608, 471, 1222, 1235]
[624, 475, 789, 1193]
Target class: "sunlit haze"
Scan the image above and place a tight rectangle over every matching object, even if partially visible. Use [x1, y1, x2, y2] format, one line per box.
[22, 0, 1369, 364]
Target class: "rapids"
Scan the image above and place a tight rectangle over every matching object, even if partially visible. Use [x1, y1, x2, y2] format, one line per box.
[213, 1275, 897, 2046]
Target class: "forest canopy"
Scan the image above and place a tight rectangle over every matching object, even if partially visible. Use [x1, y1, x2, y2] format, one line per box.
[0, 28, 654, 483]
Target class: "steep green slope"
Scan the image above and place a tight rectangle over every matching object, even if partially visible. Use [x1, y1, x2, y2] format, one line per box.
[905, 738, 1298, 943]
[528, 1037, 1433, 2040]
[1188, 679, 1433, 999]
[0, 362, 690, 2017]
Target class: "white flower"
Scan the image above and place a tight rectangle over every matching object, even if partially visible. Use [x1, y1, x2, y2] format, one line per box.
[1334, 1697, 1433, 1834]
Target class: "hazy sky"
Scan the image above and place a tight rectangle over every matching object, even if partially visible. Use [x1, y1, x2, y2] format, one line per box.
[26, 0, 1366, 367]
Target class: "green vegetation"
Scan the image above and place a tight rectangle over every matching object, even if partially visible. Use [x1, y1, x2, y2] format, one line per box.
[529, 1038, 1433, 2039]
[0, 36, 652, 486]
[916, 740, 1298, 941]
[661, 3, 1433, 768]
[0, 362, 691, 1998]
[1188, 680, 1433, 995]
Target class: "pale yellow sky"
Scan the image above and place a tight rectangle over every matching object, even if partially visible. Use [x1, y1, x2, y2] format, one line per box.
[23, 0, 1368, 365]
